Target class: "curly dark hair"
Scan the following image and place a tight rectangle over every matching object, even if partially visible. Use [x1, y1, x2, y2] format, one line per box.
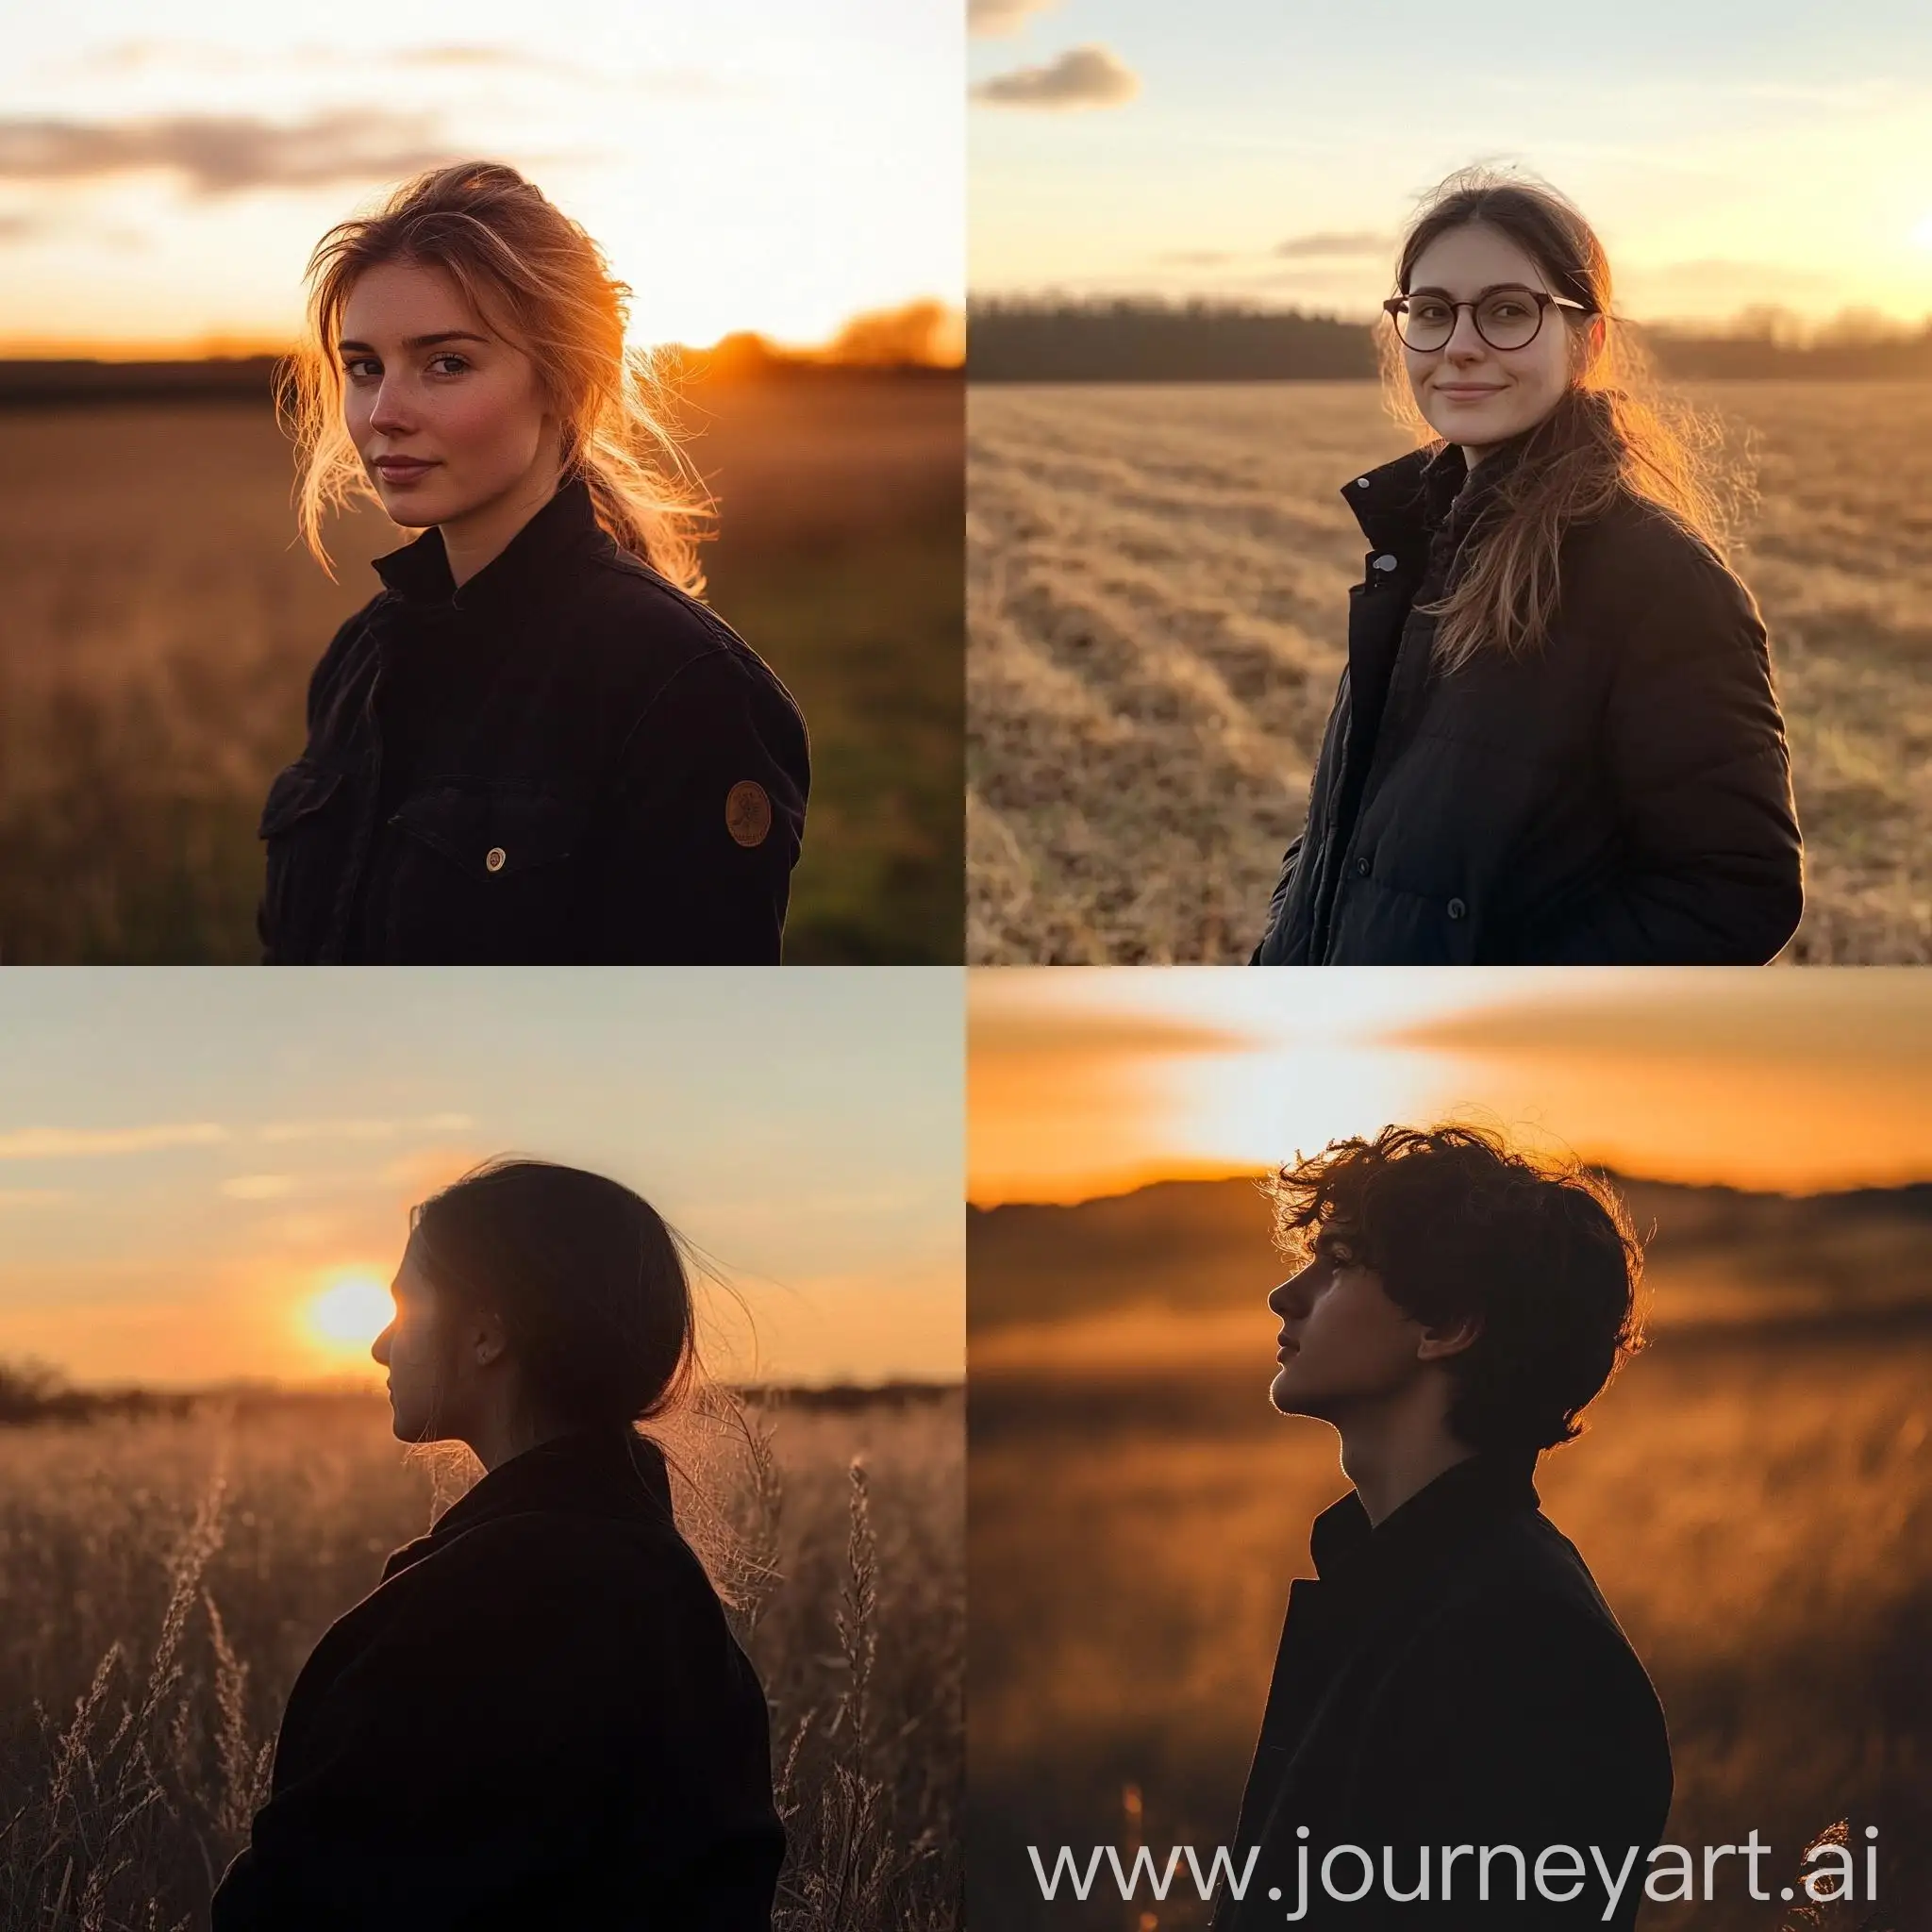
[1265, 1124, 1645, 1455]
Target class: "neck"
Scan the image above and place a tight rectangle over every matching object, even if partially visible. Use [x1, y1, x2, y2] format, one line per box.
[438, 462, 562, 589]
[1336, 1398, 1480, 1525]
[463, 1407, 571, 1474]
[1457, 441, 1494, 474]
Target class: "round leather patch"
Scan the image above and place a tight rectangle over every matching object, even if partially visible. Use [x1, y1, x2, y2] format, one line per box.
[724, 779, 773, 849]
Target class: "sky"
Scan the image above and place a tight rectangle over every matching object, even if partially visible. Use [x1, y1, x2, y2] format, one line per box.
[970, 968, 1932, 1205]
[0, 0, 962, 355]
[0, 969, 964, 1390]
[970, 0, 1932, 326]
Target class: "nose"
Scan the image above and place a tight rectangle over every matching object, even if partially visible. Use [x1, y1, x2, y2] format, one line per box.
[1442, 305, 1488, 362]
[371, 1322, 392, 1367]
[368, 375, 414, 438]
[1268, 1261, 1317, 1319]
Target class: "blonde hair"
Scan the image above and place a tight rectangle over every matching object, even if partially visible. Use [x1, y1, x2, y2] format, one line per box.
[1378, 165, 1746, 673]
[279, 160, 711, 591]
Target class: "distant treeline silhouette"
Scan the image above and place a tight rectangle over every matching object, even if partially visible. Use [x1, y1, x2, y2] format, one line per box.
[0, 1359, 192, 1425]
[968, 297, 1932, 383]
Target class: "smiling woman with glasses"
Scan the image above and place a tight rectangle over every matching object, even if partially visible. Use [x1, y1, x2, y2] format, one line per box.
[1253, 167, 1804, 967]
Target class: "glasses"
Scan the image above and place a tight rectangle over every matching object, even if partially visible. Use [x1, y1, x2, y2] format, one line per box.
[1383, 285, 1592, 353]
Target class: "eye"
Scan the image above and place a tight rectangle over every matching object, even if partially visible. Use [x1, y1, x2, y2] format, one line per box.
[341, 358, 380, 382]
[1408, 300, 1452, 326]
[427, 352, 471, 377]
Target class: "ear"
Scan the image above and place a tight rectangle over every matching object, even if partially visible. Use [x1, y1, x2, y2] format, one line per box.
[467, 1307, 511, 1370]
[1417, 1313, 1481, 1362]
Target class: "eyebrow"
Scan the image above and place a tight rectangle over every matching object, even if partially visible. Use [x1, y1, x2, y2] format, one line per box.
[1404, 281, 1546, 301]
[338, 330, 492, 354]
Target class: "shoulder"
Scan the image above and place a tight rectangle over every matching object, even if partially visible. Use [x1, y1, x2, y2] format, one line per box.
[1420, 1513, 1654, 1691]
[563, 544, 803, 719]
[1565, 491, 1762, 631]
[306, 592, 387, 700]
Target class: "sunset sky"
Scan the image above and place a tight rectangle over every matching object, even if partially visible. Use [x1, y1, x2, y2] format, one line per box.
[0, 970, 963, 1390]
[970, 0, 1932, 326]
[1, 0, 961, 355]
[970, 968, 1932, 1205]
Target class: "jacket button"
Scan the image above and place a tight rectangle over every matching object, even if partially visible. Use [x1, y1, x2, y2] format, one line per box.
[1354, 856, 1371, 876]
[485, 846, 507, 874]
[1373, 554, 1398, 572]
[1356, 476, 1372, 489]
[1446, 896, 1467, 920]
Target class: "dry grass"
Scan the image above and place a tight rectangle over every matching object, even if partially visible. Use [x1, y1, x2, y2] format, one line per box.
[0, 371, 963, 964]
[0, 1387, 963, 1932]
[967, 380, 1932, 963]
[969, 1333, 1932, 1931]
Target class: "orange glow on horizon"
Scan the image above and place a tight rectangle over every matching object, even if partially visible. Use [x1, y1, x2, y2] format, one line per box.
[970, 971, 1932, 1208]
[0, 299, 968, 371]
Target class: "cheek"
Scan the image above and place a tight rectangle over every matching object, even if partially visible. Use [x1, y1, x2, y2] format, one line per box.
[441, 376, 544, 464]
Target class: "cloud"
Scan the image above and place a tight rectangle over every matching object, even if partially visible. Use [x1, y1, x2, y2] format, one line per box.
[0, 1123, 228, 1158]
[0, 110, 459, 198]
[973, 45, 1141, 110]
[1160, 249, 1241, 268]
[1274, 230, 1392, 260]
[259, 1113, 475, 1144]
[221, 1174, 298, 1201]
[969, 0, 1061, 35]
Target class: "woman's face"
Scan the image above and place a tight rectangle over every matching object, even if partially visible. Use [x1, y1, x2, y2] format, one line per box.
[338, 259, 558, 532]
[371, 1239, 467, 1442]
[1399, 222, 1584, 461]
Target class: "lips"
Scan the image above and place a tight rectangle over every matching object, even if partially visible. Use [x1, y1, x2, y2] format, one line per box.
[1434, 385, 1505, 400]
[373, 457, 436, 481]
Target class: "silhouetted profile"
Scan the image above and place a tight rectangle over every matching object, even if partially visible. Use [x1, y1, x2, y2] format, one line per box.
[1214, 1126, 1671, 1929]
[211, 1158, 783, 1931]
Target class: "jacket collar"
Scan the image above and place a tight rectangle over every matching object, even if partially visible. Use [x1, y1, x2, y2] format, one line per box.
[371, 475, 606, 613]
[1307, 1447, 1541, 1600]
[381, 1424, 675, 1581]
[1339, 433, 1530, 554]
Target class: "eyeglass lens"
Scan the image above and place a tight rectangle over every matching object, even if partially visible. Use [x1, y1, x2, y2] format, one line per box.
[1398, 290, 1543, 350]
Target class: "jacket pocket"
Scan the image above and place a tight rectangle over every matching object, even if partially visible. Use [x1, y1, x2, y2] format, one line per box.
[257, 760, 349, 962]
[258, 760, 344, 841]
[390, 782, 582, 883]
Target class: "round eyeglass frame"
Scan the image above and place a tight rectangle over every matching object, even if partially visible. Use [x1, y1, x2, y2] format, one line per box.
[1383, 286, 1593, 353]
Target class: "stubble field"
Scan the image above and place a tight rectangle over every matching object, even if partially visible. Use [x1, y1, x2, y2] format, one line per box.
[0, 1386, 964, 1932]
[0, 371, 963, 964]
[967, 380, 1932, 963]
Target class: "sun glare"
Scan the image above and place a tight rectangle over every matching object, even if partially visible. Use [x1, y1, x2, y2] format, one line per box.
[304, 1273, 392, 1356]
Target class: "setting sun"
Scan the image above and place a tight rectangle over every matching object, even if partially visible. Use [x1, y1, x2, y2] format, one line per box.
[303, 1274, 393, 1357]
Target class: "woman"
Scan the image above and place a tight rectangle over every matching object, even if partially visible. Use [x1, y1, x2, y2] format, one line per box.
[258, 162, 809, 964]
[210, 1159, 784, 1931]
[1253, 168, 1803, 966]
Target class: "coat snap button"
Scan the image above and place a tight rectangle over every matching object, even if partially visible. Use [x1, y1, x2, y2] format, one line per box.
[1354, 856, 1371, 877]
[1373, 554, 1398, 572]
[485, 846, 507, 874]
[1356, 476, 1372, 489]
[1446, 896, 1467, 920]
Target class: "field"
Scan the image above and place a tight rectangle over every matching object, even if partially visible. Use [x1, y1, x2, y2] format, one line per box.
[0, 1385, 963, 1932]
[0, 370, 963, 964]
[967, 380, 1932, 963]
[967, 1182, 1932, 1931]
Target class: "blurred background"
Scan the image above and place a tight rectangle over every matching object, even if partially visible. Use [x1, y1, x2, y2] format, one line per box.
[0, 0, 965, 962]
[968, 967, 1932, 1929]
[966, 0, 1932, 963]
[0, 969, 965, 1930]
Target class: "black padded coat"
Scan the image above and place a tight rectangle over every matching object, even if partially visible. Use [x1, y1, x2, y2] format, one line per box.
[210, 1427, 784, 1931]
[257, 479, 809, 964]
[1253, 437, 1802, 964]
[1213, 1452, 1672, 1930]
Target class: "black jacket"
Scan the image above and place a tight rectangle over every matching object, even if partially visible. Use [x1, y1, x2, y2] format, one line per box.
[1253, 437, 1803, 964]
[258, 480, 809, 963]
[1214, 1453, 1672, 1930]
[210, 1427, 783, 1931]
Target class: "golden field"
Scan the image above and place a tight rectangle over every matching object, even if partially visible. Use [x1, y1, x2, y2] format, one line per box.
[967, 381, 1932, 964]
[0, 372, 963, 964]
[0, 1386, 963, 1932]
[968, 1182, 1932, 1931]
